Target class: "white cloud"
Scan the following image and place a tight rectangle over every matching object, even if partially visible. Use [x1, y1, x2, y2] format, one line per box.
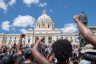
[20, 29, 27, 34]
[38, 2, 47, 8]
[13, 15, 35, 27]
[23, 0, 39, 7]
[8, 0, 16, 6]
[0, 0, 7, 11]
[0, 0, 16, 13]
[61, 23, 78, 33]
[1, 21, 10, 31]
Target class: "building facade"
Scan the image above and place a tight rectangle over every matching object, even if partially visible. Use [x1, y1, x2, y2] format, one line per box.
[0, 11, 96, 47]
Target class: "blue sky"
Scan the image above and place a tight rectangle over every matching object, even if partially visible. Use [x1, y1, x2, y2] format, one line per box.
[0, 0, 96, 34]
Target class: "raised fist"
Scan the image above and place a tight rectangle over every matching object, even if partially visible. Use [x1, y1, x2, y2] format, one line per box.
[39, 37, 44, 42]
[20, 34, 25, 38]
[73, 15, 80, 22]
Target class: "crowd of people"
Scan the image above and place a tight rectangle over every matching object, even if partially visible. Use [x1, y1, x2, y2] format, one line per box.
[0, 15, 96, 64]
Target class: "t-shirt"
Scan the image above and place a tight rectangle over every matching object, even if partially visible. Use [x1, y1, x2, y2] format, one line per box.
[79, 60, 91, 64]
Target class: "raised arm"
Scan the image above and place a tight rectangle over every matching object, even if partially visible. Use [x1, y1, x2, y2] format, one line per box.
[73, 15, 96, 47]
[31, 37, 50, 64]
[16, 34, 25, 55]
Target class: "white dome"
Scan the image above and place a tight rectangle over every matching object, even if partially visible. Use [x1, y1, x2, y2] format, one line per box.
[37, 10, 52, 22]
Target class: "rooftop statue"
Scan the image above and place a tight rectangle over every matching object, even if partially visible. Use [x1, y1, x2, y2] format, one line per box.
[80, 11, 88, 26]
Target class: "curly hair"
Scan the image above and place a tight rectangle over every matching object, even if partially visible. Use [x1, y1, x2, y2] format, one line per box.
[52, 39, 72, 62]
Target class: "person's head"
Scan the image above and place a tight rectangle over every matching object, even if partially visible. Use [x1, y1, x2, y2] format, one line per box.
[52, 39, 72, 62]
[23, 47, 33, 60]
[72, 61, 78, 64]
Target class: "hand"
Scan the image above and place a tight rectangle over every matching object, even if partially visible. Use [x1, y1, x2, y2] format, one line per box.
[20, 34, 25, 38]
[32, 37, 44, 50]
[35, 37, 44, 45]
[38, 37, 44, 42]
[73, 15, 80, 23]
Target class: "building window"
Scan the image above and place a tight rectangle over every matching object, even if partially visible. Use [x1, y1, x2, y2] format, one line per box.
[15, 37, 16, 39]
[61, 37, 63, 39]
[6, 37, 7, 39]
[4, 37, 7, 43]
[48, 37, 52, 43]
[39, 25, 40, 28]
[9, 40, 12, 44]
[28, 36, 31, 43]
[66, 37, 68, 39]
[48, 25, 49, 28]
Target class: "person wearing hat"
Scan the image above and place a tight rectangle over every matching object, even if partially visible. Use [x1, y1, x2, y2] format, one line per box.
[79, 44, 94, 64]
[80, 45, 96, 64]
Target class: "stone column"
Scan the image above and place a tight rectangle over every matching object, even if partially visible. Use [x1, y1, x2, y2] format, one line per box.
[33, 36, 35, 44]
[45, 36, 48, 45]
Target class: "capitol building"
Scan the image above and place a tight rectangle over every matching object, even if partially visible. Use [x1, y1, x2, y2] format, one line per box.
[0, 10, 96, 47]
